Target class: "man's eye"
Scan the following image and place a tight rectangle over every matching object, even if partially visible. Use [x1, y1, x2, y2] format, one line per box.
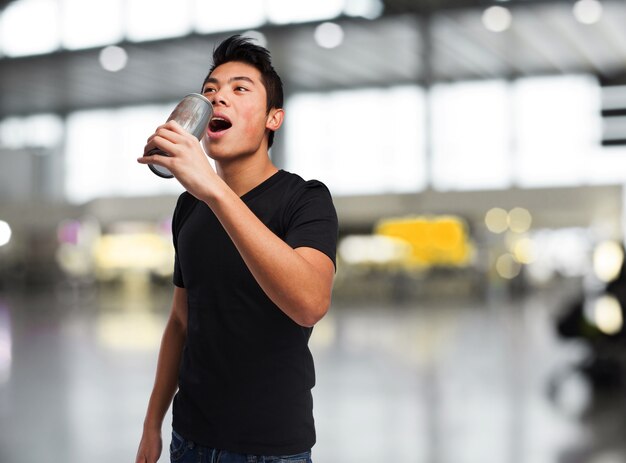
[203, 88, 216, 93]
[235, 86, 248, 92]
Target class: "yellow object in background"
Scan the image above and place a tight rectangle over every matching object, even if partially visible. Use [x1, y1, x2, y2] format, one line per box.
[375, 216, 474, 268]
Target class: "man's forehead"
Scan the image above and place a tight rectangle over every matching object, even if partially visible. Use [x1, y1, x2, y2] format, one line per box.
[208, 61, 261, 82]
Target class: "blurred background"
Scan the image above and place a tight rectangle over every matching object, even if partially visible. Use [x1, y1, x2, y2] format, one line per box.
[2, 0, 626, 462]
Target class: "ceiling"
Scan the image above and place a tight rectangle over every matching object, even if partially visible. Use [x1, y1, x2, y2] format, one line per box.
[1, 0, 626, 119]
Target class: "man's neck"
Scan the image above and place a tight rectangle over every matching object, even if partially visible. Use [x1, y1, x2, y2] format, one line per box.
[215, 155, 279, 198]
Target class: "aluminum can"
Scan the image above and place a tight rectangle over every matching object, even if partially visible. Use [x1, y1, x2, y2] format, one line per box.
[146, 93, 213, 179]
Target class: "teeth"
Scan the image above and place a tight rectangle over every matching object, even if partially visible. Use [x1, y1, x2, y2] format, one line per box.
[212, 117, 227, 122]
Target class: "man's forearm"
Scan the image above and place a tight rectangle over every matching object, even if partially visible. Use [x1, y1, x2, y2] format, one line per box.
[143, 316, 186, 431]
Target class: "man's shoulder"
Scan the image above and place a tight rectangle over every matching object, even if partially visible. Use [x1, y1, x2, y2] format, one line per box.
[278, 170, 332, 198]
[274, 171, 335, 225]
[173, 191, 200, 230]
[175, 191, 199, 209]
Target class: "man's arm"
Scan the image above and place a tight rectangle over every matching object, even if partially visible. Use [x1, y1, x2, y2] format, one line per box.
[137, 122, 335, 327]
[135, 286, 188, 463]
[207, 184, 335, 327]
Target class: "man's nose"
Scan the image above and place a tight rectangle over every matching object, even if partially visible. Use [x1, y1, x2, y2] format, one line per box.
[209, 90, 227, 106]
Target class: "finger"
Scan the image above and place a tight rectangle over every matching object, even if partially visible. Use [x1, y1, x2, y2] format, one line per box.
[145, 123, 185, 149]
[143, 137, 158, 155]
[164, 120, 200, 143]
[156, 125, 186, 144]
[145, 122, 172, 144]
[164, 119, 185, 134]
[137, 152, 174, 170]
[145, 132, 158, 145]
[142, 133, 180, 157]
[144, 131, 162, 155]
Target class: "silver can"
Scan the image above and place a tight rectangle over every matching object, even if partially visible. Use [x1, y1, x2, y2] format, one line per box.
[146, 93, 214, 179]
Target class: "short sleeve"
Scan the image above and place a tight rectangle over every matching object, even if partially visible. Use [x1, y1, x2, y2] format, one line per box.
[173, 253, 185, 288]
[171, 192, 191, 288]
[283, 180, 338, 269]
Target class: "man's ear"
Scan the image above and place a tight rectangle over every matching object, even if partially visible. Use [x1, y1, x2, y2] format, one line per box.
[266, 108, 284, 132]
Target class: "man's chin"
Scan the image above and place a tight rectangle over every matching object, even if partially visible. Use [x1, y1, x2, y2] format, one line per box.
[201, 137, 220, 156]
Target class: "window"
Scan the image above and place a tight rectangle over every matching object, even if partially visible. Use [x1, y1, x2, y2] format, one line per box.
[513, 75, 600, 187]
[0, 114, 63, 149]
[285, 86, 426, 196]
[65, 105, 184, 204]
[431, 80, 512, 191]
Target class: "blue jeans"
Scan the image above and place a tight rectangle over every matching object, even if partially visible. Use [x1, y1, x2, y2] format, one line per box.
[169, 430, 313, 463]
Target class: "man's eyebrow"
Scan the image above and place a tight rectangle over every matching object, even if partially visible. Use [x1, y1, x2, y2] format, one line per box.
[230, 76, 255, 84]
[203, 76, 255, 87]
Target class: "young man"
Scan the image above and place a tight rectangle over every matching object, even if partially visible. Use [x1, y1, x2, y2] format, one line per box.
[135, 35, 338, 463]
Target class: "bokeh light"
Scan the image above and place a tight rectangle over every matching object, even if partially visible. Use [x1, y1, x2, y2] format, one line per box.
[593, 240, 624, 282]
[0, 221, 12, 247]
[508, 207, 532, 233]
[314, 22, 344, 49]
[593, 295, 624, 335]
[338, 235, 411, 265]
[496, 253, 521, 279]
[482, 6, 512, 32]
[512, 237, 537, 264]
[99, 45, 128, 72]
[573, 0, 603, 24]
[485, 208, 509, 234]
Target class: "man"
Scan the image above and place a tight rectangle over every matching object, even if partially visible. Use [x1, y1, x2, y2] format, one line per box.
[135, 35, 338, 463]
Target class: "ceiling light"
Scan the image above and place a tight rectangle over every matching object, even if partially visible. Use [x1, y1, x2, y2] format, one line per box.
[573, 0, 603, 25]
[482, 6, 512, 32]
[99, 46, 128, 72]
[126, 0, 192, 42]
[267, 0, 343, 25]
[344, 0, 384, 20]
[61, 0, 124, 50]
[314, 22, 344, 49]
[194, 0, 265, 33]
[0, 0, 60, 56]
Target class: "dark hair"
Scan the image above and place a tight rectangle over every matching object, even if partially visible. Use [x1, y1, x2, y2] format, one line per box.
[203, 35, 284, 148]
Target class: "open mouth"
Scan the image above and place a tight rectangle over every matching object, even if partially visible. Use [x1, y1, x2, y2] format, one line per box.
[209, 116, 232, 133]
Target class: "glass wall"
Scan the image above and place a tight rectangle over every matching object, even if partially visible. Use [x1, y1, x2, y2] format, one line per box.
[3, 73, 626, 203]
[285, 74, 625, 196]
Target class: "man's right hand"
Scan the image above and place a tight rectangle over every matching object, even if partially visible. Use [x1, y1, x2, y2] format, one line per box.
[135, 429, 163, 463]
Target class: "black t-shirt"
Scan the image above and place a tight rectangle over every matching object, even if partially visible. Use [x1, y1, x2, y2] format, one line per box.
[171, 169, 338, 455]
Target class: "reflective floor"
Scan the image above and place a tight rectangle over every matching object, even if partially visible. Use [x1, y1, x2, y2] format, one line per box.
[0, 279, 625, 463]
